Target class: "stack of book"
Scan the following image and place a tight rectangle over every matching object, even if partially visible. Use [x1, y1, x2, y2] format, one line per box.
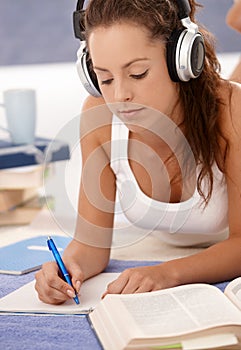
[0, 165, 52, 226]
[0, 137, 70, 226]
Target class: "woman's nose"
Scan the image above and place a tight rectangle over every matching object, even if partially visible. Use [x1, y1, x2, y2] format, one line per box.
[114, 80, 133, 102]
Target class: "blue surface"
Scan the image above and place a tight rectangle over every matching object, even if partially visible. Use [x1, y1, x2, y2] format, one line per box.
[0, 259, 230, 350]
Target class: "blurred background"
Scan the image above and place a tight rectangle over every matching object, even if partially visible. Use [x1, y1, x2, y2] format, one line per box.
[0, 0, 240, 65]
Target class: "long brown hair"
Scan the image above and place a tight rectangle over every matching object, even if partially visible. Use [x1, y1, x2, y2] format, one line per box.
[84, 0, 228, 204]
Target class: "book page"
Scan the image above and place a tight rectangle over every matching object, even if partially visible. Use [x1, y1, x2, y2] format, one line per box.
[225, 277, 241, 311]
[106, 283, 241, 338]
[0, 272, 119, 315]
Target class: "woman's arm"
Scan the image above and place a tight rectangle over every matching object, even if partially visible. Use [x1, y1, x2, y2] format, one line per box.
[35, 96, 117, 304]
[71, 96, 116, 278]
[226, 1, 241, 82]
[226, 0, 241, 33]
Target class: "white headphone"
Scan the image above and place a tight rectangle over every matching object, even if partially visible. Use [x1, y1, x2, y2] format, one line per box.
[76, 40, 101, 97]
[73, 0, 101, 97]
[73, 0, 205, 95]
[166, 1, 205, 82]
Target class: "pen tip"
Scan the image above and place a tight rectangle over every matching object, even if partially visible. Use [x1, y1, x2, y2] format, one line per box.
[47, 236, 51, 240]
[74, 295, 80, 305]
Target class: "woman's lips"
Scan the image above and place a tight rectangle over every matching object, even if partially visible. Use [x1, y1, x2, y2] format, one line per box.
[117, 107, 145, 118]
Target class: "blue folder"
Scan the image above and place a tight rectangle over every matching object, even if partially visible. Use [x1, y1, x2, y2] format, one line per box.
[0, 235, 71, 275]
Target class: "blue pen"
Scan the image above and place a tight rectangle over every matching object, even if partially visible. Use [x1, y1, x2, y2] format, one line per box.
[47, 236, 80, 305]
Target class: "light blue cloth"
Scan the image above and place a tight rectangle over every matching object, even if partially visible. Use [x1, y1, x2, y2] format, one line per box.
[0, 259, 229, 350]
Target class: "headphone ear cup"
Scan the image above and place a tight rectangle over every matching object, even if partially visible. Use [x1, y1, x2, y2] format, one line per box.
[166, 29, 184, 82]
[167, 29, 205, 82]
[188, 33, 205, 79]
[76, 42, 102, 97]
[84, 53, 101, 94]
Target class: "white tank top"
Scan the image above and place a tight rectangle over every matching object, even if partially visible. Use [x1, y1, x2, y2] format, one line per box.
[110, 117, 229, 246]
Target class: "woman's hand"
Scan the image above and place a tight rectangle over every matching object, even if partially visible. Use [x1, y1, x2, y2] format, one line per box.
[102, 264, 178, 297]
[35, 259, 84, 305]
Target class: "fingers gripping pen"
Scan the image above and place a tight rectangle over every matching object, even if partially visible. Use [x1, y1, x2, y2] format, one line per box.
[47, 236, 80, 305]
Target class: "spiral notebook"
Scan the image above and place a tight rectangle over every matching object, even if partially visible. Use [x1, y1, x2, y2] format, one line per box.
[0, 235, 71, 275]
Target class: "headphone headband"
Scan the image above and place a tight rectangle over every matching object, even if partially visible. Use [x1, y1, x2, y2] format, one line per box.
[73, 0, 88, 40]
[176, 0, 191, 19]
[73, 0, 195, 41]
[75, 0, 192, 15]
[76, 0, 90, 11]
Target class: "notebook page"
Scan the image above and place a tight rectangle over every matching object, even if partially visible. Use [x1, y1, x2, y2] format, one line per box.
[0, 272, 119, 315]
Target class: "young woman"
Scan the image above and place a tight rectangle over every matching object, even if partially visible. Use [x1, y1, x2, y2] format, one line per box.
[35, 0, 241, 304]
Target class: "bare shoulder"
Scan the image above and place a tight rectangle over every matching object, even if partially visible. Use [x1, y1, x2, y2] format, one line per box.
[82, 95, 106, 111]
[219, 81, 241, 143]
[80, 96, 113, 156]
[218, 82, 241, 237]
[230, 81, 241, 121]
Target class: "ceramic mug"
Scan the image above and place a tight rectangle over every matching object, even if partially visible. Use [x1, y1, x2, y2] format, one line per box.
[0, 88, 36, 144]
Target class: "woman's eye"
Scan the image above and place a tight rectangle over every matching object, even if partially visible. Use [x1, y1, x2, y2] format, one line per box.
[130, 70, 149, 80]
[101, 78, 113, 85]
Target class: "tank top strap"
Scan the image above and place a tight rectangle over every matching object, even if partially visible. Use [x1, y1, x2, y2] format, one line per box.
[110, 115, 129, 175]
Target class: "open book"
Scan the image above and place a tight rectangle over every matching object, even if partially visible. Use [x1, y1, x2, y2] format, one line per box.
[0, 272, 119, 315]
[88, 277, 241, 350]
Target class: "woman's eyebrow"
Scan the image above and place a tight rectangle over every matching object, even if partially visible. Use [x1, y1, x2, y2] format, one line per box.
[93, 57, 150, 72]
